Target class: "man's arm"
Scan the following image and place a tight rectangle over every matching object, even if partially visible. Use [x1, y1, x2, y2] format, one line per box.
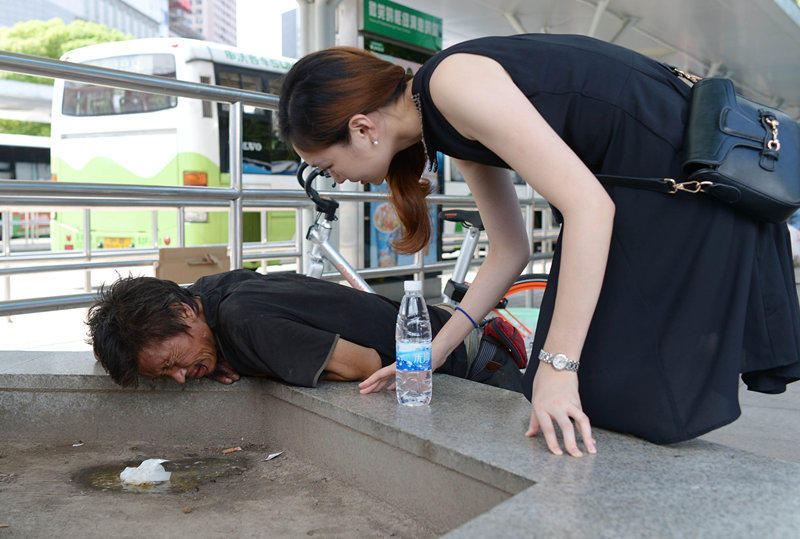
[217, 313, 383, 387]
[324, 339, 382, 381]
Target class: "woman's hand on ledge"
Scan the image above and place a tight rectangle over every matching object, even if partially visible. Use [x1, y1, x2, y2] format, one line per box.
[527, 366, 596, 457]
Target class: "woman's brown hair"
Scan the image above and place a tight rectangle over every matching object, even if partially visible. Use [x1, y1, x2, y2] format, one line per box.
[278, 46, 431, 253]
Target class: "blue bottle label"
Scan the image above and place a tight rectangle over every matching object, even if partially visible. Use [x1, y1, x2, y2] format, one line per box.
[396, 342, 432, 371]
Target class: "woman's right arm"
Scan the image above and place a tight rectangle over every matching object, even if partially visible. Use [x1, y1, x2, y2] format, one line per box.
[429, 53, 614, 457]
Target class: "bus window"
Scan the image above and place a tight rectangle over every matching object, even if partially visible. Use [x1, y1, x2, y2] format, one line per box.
[263, 72, 298, 172]
[200, 76, 213, 117]
[264, 76, 282, 96]
[216, 67, 298, 175]
[217, 70, 244, 90]
[62, 54, 178, 116]
[240, 73, 261, 92]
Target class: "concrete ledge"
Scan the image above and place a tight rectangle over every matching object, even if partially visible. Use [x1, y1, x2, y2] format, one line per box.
[2, 352, 800, 536]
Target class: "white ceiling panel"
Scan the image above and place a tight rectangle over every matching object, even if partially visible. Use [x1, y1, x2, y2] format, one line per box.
[395, 0, 800, 117]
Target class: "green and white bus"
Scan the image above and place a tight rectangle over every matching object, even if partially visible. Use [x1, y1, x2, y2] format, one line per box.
[50, 38, 299, 251]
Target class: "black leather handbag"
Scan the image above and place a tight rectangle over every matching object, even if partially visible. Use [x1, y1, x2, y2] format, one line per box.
[598, 69, 800, 223]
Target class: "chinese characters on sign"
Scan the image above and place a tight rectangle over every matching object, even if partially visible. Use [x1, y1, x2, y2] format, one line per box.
[221, 50, 293, 71]
[364, 0, 442, 51]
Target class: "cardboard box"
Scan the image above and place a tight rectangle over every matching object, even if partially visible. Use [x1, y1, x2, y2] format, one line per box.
[154, 246, 229, 284]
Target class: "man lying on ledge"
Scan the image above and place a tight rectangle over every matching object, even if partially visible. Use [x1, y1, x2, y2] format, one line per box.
[87, 269, 527, 392]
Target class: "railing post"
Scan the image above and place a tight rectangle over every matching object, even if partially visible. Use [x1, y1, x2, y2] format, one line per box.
[300, 206, 313, 274]
[152, 210, 158, 249]
[525, 183, 534, 274]
[295, 207, 305, 274]
[177, 206, 185, 247]
[2, 211, 9, 258]
[260, 209, 268, 273]
[543, 207, 552, 274]
[83, 209, 91, 293]
[228, 101, 243, 270]
[415, 250, 425, 291]
[2, 210, 10, 321]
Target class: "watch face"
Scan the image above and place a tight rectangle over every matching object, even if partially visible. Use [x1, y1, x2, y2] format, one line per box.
[552, 354, 568, 370]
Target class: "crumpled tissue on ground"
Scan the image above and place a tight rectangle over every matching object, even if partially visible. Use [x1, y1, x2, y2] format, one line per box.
[119, 458, 172, 485]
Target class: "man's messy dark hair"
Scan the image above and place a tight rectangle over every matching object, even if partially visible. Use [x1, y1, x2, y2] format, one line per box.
[87, 276, 199, 387]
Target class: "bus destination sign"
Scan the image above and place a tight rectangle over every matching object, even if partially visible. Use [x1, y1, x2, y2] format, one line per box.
[210, 48, 294, 73]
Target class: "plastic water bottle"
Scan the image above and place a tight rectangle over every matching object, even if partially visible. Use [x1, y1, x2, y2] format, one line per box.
[396, 280, 433, 406]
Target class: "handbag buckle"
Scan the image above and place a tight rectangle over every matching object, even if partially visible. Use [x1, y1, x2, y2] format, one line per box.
[665, 178, 713, 194]
[765, 118, 781, 152]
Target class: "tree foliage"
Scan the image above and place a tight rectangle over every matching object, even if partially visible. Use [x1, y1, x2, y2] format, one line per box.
[0, 119, 50, 136]
[0, 18, 131, 134]
[0, 18, 132, 85]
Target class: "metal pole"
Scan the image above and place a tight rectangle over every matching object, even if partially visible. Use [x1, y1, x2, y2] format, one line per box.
[525, 184, 535, 274]
[2, 181, 534, 206]
[297, 0, 312, 56]
[587, 0, 610, 37]
[0, 50, 280, 110]
[295, 207, 305, 274]
[2, 210, 10, 322]
[414, 250, 425, 291]
[83, 209, 91, 292]
[260, 210, 268, 273]
[0, 180, 240, 200]
[543, 207, 552, 274]
[177, 207, 185, 247]
[229, 101, 243, 270]
[300, 207, 314, 274]
[151, 210, 158, 249]
[451, 227, 480, 285]
[2, 210, 10, 257]
[0, 259, 158, 276]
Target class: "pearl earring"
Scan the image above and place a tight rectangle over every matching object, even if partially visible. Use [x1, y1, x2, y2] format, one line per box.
[372, 140, 379, 146]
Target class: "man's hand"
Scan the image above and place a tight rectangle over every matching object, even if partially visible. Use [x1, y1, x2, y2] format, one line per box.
[208, 360, 240, 385]
[358, 362, 396, 393]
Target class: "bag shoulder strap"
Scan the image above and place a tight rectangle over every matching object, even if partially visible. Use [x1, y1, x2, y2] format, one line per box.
[596, 174, 740, 201]
[596, 174, 674, 193]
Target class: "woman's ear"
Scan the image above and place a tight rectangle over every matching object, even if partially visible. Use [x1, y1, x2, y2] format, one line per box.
[347, 113, 376, 142]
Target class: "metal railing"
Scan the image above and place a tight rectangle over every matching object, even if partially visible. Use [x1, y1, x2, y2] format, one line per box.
[0, 49, 556, 317]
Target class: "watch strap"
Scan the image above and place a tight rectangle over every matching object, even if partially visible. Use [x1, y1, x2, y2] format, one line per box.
[538, 349, 580, 372]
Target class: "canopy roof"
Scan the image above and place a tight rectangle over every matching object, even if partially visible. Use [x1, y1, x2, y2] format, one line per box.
[397, 0, 800, 118]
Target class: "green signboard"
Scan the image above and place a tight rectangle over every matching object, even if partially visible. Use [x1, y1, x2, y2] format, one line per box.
[364, 36, 431, 65]
[363, 0, 442, 51]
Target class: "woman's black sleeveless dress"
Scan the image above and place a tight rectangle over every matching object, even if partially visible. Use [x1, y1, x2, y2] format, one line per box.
[411, 33, 800, 444]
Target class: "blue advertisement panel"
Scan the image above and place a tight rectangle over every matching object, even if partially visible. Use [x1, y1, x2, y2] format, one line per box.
[367, 175, 439, 267]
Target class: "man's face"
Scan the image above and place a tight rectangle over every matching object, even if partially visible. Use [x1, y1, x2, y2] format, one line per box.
[136, 303, 218, 384]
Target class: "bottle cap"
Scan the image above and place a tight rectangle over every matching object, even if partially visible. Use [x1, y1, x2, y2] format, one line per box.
[404, 280, 422, 292]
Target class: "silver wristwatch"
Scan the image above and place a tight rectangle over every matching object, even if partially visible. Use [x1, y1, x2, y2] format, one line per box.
[538, 350, 580, 372]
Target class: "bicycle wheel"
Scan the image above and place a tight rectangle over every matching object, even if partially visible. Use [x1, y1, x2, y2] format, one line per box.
[491, 273, 548, 360]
